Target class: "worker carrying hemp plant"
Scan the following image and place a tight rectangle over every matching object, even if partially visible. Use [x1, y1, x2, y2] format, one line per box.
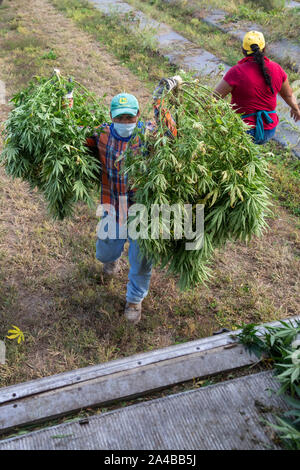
[213, 31, 300, 145]
[85, 76, 182, 325]
[1, 70, 273, 301]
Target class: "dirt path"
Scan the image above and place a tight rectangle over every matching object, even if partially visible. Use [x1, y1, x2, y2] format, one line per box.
[1, 0, 151, 103]
[0, 0, 299, 387]
[0, 0, 152, 384]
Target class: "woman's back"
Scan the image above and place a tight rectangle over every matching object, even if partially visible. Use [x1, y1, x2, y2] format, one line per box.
[223, 56, 287, 129]
[213, 30, 300, 144]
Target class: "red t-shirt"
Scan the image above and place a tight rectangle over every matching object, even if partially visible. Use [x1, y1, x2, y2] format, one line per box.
[223, 56, 287, 129]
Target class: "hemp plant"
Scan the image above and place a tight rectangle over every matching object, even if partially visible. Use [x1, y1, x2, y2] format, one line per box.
[237, 320, 300, 449]
[123, 72, 272, 289]
[0, 71, 109, 219]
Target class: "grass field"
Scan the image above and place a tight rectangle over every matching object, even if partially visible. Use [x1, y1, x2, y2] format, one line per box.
[124, 0, 300, 77]
[0, 0, 299, 390]
[188, 0, 300, 42]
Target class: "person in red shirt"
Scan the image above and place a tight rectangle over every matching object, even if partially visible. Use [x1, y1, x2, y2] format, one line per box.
[213, 31, 300, 144]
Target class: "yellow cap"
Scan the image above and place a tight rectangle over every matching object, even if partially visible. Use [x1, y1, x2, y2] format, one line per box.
[242, 31, 265, 55]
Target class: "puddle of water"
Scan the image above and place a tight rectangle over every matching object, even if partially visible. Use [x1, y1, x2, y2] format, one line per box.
[274, 124, 300, 156]
[180, 51, 230, 76]
[269, 40, 300, 69]
[204, 9, 228, 26]
[92, 0, 133, 14]
[277, 95, 300, 156]
[286, 1, 300, 8]
[157, 31, 190, 47]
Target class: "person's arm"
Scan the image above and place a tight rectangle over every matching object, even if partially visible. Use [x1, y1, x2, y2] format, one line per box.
[279, 78, 300, 122]
[213, 79, 233, 100]
[85, 124, 110, 160]
[152, 76, 183, 137]
[85, 135, 99, 159]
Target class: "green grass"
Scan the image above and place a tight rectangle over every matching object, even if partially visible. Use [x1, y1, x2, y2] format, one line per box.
[129, 0, 300, 77]
[223, 1, 300, 43]
[50, 0, 177, 89]
[191, 0, 296, 18]
[1, 36, 43, 51]
[41, 49, 58, 60]
[125, 0, 243, 67]
[0, 8, 60, 87]
[50, 0, 300, 81]
[236, 320, 300, 449]
[261, 142, 300, 217]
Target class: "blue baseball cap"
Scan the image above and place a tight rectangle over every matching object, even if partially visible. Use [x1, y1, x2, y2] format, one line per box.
[110, 93, 139, 119]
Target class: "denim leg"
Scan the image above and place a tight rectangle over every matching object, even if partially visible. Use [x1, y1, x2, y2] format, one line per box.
[126, 239, 152, 304]
[96, 237, 126, 263]
[261, 127, 276, 144]
[247, 127, 276, 145]
[96, 213, 126, 263]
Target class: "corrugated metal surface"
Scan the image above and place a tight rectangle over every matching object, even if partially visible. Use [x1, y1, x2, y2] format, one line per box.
[0, 371, 287, 450]
[2, 318, 298, 434]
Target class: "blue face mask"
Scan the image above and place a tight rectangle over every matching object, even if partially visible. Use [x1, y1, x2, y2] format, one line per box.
[113, 122, 136, 138]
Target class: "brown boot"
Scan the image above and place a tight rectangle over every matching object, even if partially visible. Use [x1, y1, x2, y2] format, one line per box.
[124, 302, 142, 324]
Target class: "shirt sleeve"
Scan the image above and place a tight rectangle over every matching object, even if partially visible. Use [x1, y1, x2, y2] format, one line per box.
[223, 65, 241, 89]
[85, 124, 109, 160]
[85, 135, 98, 160]
[86, 136, 97, 148]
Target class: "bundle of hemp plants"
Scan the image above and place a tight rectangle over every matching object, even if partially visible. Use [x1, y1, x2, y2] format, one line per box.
[0, 71, 110, 219]
[123, 74, 272, 289]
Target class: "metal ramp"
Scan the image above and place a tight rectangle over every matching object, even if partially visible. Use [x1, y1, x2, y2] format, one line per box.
[0, 371, 286, 450]
[1, 317, 298, 449]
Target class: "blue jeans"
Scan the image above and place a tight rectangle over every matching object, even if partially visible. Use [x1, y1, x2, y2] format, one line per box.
[96, 218, 152, 304]
[247, 127, 276, 145]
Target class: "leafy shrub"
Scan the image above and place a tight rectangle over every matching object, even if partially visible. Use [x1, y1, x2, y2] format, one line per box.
[0, 72, 109, 219]
[237, 319, 300, 449]
[123, 73, 272, 289]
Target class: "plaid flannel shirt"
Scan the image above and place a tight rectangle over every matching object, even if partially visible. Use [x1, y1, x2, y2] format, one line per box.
[86, 85, 177, 221]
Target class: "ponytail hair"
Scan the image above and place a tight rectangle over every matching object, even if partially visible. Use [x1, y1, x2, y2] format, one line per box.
[249, 44, 274, 94]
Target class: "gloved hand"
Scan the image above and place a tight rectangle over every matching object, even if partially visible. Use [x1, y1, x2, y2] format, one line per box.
[159, 75, 183, 91]
[153, 75, 183, 101]
[172, 75, 183, 87]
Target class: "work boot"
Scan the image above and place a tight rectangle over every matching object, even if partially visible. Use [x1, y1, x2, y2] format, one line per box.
[124, 302, 142, 324]
[102, 259, 120, 276]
